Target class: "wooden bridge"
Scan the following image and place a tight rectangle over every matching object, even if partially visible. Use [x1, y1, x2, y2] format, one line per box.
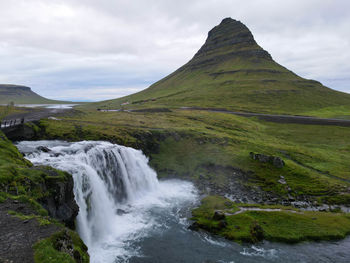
[0, 118, 24, 129]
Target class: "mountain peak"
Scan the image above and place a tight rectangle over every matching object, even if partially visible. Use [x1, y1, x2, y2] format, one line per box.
[190, 18, 271, 67]
[95, 18, 350, 114]
[209, 17, 250, 37]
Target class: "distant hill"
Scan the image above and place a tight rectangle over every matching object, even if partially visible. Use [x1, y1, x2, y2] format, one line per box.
[0, 84, 69, 104]
[93, 18, 350, 114]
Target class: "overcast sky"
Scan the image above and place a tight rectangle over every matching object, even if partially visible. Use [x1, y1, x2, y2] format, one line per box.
[0, 0, 349, 101]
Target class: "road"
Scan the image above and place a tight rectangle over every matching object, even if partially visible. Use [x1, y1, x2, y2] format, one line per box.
[180, 107, 350, 127]
[2, 106, 350, 128]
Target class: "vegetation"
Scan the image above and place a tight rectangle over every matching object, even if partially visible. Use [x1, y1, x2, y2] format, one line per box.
[85, 18, 350, 116]
[0, 105, 26, 120]
[0, 131, 88, 262]
[34, 109, 350, 205]
[191, 196, 350, 243]
[34, 230, 89, 263]
[1, 17, 349, 252]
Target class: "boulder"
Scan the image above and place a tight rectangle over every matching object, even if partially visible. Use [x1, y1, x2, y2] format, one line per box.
[250, 221, 264, 242]
[116, 209, 127, 215]
[213, 211, 226, 221]
[250, 152, 285, 168]
[36, 146, 51, 153]
[188, 222, 200, 231]
[272, 156, 285, 168]
[217, 220, 228, 229]
[278, 176, 287, 185]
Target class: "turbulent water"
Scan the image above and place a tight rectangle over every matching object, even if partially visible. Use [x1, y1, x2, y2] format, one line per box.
[17, 140, 350, 263]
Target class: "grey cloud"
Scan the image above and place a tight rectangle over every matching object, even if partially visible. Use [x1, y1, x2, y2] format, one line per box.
[0, 0, 349, 101]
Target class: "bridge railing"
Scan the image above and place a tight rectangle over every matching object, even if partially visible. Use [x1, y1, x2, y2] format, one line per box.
[0, 118, 24, 129]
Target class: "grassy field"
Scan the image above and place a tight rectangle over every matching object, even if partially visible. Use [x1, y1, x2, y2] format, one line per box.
[2, 104, 350, 244]
[32, 108, 350, 205]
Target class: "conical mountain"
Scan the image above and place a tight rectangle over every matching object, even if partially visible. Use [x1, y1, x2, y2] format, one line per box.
[97, 18, 350, 114]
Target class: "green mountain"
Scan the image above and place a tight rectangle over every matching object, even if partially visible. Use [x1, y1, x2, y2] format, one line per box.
[94, 18, 350, 115]
[0, 84, 68, 104]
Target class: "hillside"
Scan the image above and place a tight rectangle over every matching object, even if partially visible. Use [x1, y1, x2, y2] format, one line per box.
[0, 84, 69, 104]
[91, 18, 350, 115]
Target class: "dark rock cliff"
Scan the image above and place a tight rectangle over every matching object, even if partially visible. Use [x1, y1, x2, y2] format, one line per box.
[37, 167, 79, 229]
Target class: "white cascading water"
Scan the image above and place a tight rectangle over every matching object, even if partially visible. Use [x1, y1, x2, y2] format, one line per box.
[16, 140, 197, 263]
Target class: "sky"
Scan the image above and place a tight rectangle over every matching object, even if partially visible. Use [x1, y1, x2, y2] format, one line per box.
[0, 0, 349, 101]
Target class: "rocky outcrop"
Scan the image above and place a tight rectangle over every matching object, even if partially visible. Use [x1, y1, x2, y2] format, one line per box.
[38, 170, 79, 229]
[36, 146, 51, 153]
[184, 18, 272, 71]
[250, 152, 285, 168]
[194, 18, 271, 60]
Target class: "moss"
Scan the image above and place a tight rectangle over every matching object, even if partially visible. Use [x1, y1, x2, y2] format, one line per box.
[319, 194, 350, 205]
[33, 230, 89, 263]
[192, 196, 238, 218]
[0, 131, 75, 216]
[8, 210, 52, 226]
[192, 196, 350, 243]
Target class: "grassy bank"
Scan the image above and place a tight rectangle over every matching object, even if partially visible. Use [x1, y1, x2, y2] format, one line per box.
[0, 131, 89, 262]
[191, 196, 350, 243]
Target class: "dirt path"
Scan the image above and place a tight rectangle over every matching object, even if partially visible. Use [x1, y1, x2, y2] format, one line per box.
[2, 108, 69, 123]
[0, 199, 60, 263]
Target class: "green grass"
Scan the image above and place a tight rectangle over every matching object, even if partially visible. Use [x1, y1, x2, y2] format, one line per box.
[8, 210, 53, 226]
[35, 109, 350, 204]
[192, 196, 350, 243]
[303, 105, 350, 119]
[7, 104, 350, 246]
[0, 131, 88, 262]
[33, 230, 89, 263]
[0, 105, 27, 120]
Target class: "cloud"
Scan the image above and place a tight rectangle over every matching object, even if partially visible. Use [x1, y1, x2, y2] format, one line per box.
[0, 0, 349, 101]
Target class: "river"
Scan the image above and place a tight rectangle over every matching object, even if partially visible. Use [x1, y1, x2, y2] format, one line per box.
[16, 140, 350, 263]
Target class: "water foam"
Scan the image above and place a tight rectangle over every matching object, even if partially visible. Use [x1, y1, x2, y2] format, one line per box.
[240, 245, 278, 259]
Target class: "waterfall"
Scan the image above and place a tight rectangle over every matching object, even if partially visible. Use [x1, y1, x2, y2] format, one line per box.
[17, 140, 197, 263]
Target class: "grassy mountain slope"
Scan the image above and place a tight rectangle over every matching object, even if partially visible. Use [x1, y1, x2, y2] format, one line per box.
[90, 18, 350, 115]
[0, 84, 69, 104]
